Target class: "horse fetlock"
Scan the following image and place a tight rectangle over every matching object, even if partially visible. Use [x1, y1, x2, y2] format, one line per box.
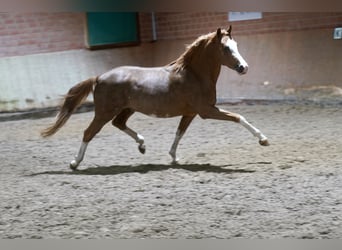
[169, 150, 179, 164]
[136, 134, 144, 144]
[250, 128, 269, 145]
[137, 134, 145, 154]
[169, 150, 175, 158]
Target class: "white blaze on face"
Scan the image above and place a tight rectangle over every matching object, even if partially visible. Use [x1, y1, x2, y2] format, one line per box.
[225, 38, 248, 74]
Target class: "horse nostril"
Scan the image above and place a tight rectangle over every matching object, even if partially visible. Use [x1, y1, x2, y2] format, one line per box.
[236, 64, 248, 74]
[237, 65, 245, 73]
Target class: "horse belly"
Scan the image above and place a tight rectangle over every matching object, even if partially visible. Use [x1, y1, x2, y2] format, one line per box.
[130, 92, 189, 118]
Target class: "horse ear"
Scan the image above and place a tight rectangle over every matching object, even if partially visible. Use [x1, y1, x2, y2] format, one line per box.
[216, 28, 222, 39]
[228, 25, 232, 38]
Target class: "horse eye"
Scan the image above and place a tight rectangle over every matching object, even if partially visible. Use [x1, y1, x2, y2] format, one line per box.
[224, 46, 231, 53]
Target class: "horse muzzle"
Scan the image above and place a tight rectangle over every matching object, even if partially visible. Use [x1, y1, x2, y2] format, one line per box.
[236, 64, 248, 75]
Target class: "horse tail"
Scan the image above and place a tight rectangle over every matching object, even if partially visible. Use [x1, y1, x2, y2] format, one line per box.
[41, 77, 97, 137]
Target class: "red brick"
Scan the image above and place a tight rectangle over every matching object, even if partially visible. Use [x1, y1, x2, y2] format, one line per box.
[1, 12, 341, 57]
[0, 12, 85, 57]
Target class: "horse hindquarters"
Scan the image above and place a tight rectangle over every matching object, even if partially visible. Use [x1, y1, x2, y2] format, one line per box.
[70, 81, 126, 170]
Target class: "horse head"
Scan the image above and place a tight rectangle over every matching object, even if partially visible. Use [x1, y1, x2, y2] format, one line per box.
[216, 26, 248, 75]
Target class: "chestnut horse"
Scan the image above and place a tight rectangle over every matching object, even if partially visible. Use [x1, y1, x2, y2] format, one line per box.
[41, 26, 269, 170]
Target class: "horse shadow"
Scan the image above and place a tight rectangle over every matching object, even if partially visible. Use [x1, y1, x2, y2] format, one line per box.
[29, 163, 255, 176]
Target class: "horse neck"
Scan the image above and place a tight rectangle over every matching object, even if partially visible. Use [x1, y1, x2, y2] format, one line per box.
[184, 46, 221, 85]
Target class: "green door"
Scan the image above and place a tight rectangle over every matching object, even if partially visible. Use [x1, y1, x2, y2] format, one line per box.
[86, 12, 139, 49]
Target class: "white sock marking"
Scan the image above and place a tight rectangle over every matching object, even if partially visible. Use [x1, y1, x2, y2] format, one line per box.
[239, 116, 267, 141]
[169, 130, 183, 162]
[123, 128, 144, 145]
[70, 141, 88, 168]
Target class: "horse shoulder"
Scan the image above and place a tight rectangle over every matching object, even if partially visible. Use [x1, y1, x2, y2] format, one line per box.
[179, 70, 217, 105]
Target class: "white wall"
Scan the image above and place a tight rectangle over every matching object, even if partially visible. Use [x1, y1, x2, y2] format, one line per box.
[0, 45, 155, 111]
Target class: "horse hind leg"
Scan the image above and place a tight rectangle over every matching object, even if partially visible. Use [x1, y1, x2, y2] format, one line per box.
[112, 108, 146, 154]
[70, 114, 114, 170]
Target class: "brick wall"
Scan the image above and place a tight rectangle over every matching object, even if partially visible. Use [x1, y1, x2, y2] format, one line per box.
[139, 12, 342, 41]
[0, 12, 85, 57]
[1, 12, 341, 57]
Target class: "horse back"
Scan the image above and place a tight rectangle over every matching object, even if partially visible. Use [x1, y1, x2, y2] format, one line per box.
[95, 66, 197, 117]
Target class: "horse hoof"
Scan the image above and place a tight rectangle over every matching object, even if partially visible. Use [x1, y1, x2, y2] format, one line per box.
[171, 159, 179, 165]
[69, 160, 79, 170]
[138, 144, 146, 154]
[259, 139, 270, 146]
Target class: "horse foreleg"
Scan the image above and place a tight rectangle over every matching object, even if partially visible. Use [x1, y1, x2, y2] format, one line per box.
[112, 109, 146, 154]
[169, 115, 196, 164]
[199, 106, 269, 146]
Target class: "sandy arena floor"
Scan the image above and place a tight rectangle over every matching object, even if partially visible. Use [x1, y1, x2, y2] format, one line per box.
[0, 103, 341, 238]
